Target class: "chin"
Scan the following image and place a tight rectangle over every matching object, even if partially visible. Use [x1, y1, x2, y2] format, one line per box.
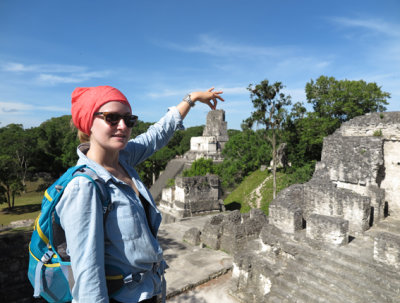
[111, 140, 128, 151]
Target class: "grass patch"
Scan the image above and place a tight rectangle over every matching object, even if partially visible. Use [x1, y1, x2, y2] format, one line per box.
[0, 180, 44, 226]
[224, 169, 306, 215]
[224, 169, 270, 213]
[258, 172, 298, 215]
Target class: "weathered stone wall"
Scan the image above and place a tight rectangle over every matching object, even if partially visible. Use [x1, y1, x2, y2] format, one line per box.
[184, 110, 228, 161]
[319, 133, 383, 187]
[200, 209, 267, 254]
[159, 175, 224, 222]
[175, 175, 220, 203]
[0, 230, 44, 303]
[230, 112, 400, 302]
[339, 112, 400, 140]
[190, 136, 218, 153]
[202, 109, 229, 143]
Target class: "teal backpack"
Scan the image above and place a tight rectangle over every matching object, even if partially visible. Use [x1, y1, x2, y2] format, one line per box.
[27, 165, 111, 302]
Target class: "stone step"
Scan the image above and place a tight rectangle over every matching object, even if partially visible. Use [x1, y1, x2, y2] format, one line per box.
[294, 253, 391, 303]
[288, 235, 400, 291]
[327, 242, 400, 290]
[366, 218, 400, 238]
[272, 230, 400, 299]
[294, 241, 400, 298]
[266, 294, 290, 303]
[292, 256, 367, 302]
[272, 273, 340, 303]
[373, 217, 400, 230]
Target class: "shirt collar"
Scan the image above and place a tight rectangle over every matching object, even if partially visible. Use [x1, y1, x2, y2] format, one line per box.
[76, 143, 115, 183]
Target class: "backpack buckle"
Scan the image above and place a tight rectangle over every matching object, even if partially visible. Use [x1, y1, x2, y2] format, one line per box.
[123, 272, 145, 289]
[41, 251, 54, 264]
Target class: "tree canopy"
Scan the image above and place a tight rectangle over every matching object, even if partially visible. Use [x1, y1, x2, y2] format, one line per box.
[243, 79, 291, 198]
[306, 75, 390, 122]
[285, 76, 390, 167]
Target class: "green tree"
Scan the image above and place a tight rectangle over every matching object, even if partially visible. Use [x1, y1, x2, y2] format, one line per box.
[183, 158, 216, 177]
[0, 155, 24, 209]
[306, 76, 390, 122]
[34, 115, 79, 177]
[219, 129, 272, 188]
[0, 124, 36, 188]
[244, 80, 291, 198]
[284, 76, 391, 166]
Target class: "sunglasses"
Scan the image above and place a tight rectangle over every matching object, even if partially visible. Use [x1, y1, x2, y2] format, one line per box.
[94, 112, 138, 128]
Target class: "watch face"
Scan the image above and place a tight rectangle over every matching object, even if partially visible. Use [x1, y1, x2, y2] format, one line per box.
[183, 94, 194, 106]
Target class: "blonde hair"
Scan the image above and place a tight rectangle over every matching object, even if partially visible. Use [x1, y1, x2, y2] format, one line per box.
[77, 130, 90, 143]
[70, 119, 90, 143]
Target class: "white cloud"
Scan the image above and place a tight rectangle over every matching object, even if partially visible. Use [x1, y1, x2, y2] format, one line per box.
[147, 89, 186, 98]
[1, 61, 111, 86]
[37, 71, 109, 85]
[146, 85, 248, 99]
[330, 16, 400, 38]
[160, 34, 287, 58]
[0, 101, 68, 114]
[2, 62, 87, 73]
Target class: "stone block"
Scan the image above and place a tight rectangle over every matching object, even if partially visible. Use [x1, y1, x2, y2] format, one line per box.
[183, 227, 201, 246]
[341, 190, 371, 234]
[269, 199, 303, 234]
[304, 180, 343, 219]
[202, 109, 229, 143]
[220, 224, 246, 254]
[245, 209, 267, 237]
[200, 214, 224, 250]
[320, 133, 383, 186]
[161, 187, 174, 203]
[367, 185, 386, 224]
[190, 136, 218, 153]
[306, 214, 349, 246]
[174, 175, 220, 203]
[374, 232, 400, 269]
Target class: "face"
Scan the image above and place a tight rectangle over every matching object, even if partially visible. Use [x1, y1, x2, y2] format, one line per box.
[90, 101, 133, 152]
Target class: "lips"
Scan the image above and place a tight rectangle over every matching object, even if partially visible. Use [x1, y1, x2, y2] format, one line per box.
[112, 134, 127, 139]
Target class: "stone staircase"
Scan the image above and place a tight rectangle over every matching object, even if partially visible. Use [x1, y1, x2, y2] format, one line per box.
[232, 217, 400, 303]
[149, 158, 187, 202]
[270, 219, 400, 302]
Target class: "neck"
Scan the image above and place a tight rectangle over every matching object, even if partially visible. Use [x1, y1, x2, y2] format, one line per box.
[86, 142, 120, 169]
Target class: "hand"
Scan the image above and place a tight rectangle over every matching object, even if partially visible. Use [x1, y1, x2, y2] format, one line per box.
[191, 87, 224, 110]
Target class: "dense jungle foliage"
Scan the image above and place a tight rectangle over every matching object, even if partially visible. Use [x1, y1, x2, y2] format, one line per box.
[0, 76, 390, 209]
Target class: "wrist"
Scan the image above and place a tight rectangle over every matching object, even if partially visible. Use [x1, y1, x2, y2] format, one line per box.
[190, 92, 199, 102]
[183, 93, 196, 107]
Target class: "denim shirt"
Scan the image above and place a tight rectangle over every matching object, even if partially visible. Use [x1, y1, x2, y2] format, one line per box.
[56, 107, 184, 303]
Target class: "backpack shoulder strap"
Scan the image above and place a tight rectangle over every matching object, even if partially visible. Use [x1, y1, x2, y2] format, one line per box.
[72, 166, 112, 220]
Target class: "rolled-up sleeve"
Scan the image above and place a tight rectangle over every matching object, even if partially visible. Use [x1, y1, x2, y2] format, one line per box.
[124, 106, 184, 167]
[56, 177, 108, 303]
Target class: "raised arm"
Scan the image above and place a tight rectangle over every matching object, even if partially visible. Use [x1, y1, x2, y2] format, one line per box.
[177, 87, 224, 119]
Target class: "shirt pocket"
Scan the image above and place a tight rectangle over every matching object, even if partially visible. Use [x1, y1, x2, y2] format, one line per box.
[107, 203, 143, 241]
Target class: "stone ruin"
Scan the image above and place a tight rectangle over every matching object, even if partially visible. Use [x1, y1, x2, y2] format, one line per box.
[159, 175, 225, 223]
[154, 110, 229, 222]
[187, 112, 400, 302]
[184, 109, 229, 162]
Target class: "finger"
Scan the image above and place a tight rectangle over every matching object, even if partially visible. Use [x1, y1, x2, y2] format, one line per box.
[207, 99, 216, 110]
[212, 98, 217, 109]
[208, 87, 215, 92]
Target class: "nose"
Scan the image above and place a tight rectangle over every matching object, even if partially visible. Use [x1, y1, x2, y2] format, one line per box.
[117, 117, 128, 129]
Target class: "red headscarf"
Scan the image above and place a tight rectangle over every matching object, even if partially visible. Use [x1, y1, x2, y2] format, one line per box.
[71, 85, 131, 135]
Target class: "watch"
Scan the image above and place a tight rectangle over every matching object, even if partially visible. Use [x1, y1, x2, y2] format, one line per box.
[183, 94, 195, 107]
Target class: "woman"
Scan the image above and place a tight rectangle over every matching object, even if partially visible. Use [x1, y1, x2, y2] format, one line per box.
[56, 85, 224, 303]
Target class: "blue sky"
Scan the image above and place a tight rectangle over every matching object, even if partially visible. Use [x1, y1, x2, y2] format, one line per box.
[0, 0, 399, 130]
